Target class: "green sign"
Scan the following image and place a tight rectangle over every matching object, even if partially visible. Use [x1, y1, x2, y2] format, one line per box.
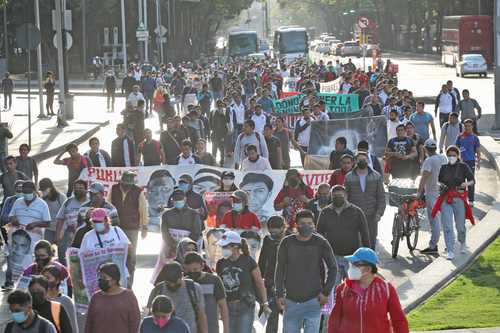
[273, 93, 360, 114]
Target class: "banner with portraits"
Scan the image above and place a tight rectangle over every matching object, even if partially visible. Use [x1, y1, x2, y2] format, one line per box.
[66, 247, 90, 313]
[308, 115, 388, 157]
[80, 166, 333, 229]
[6, 226, 43, 283]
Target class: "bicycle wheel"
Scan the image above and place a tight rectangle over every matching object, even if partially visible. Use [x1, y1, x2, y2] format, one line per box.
[391, 213, 402, 258]
[406, 214, 420, 251]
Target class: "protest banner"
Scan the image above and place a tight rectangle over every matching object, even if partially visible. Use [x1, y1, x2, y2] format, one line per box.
[273, 94, 302, 114]
[7, 226, 43, 283]
[279, 91, 300, 98]
[80, 166, 333, 229]
[317, 93, 360, 113]
[79, 245, 128, 301]
[319, 77, 342, 93]
[204, 192, 233, 228]
[66, 247, 90, 313]
[308, 115, 387, 157]
[283, 77, 299, 92]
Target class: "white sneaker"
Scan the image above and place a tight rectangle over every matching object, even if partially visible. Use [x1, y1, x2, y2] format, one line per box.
[460, 243, 468, 254]
[446, 251, 455, 260]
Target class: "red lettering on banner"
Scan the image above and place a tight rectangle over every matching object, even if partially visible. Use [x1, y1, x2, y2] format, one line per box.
[302, 173, 332, 187]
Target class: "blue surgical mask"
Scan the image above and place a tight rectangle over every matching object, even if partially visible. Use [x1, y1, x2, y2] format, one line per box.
[23, 193, 34, 201]
[232, 203, 243, 212]
[11, 311, 28, 324]
[179, 183, 189, 193]
[174, 200, 185, 209]
[94, 222, 106, 233]
[15, 193, 23, 199]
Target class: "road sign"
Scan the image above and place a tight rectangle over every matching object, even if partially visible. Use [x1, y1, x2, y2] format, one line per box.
[136, 22, 149, 40]
[154, 25, 167, 37]
[51, 10, 72, 31]
[357, 16, 370, 29]
[53, 32, 73, 50]
[16, 23, 41, 50]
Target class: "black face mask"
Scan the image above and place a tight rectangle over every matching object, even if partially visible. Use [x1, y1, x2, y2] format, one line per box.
[332, 197, 345, 207]
[288, 178, 299, 187]
[98, 278, 111, 292]
[357, 160, 368, 169]
[186, 272, 202, 281]
[31, 291, 46, 308]
[269, 231, 283, 240]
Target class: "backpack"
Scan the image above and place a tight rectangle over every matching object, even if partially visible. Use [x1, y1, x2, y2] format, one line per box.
[160, 279, 200, 314]
[443, 122, 463, 134]
[5, 316, 52, 333]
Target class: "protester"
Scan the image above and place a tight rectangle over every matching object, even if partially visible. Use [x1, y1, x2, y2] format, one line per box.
[137, 128, 165, 166]
[273, 116, 294, 169]
[275, 209, 337, 333]
[456, 89, 481, 133]
[172, 174, 208, 220]
[234, 119, 269, 169]
[216, 230, 270, 333]
[111, 123, 137, 167]
[294, 108, 312, 164]
[410, 101, 436, 141]
[84, 137, 111, 167]
[435, 84, 456, 127]
[344, 152, 386, 250]
[176, 139, 201, 165]
[6, 290, 57, 332]
[455, 119, 481, 204]
[241, 144, 272, 171]
[328, 248, 409, 333]
[217, 171, 238, 193]
[85, 263, 141, 333]
[439, 112, 463, 153]
[328, 154, 354, 187]
[140, 295, 191, 333]
[263, 124, 283, 169]
[160, 117, 182, 165]
[209, 100, 231, 166]
[147, 261, 208, 333]
[1, 156, 28, 203]
[53, 143, 92, 197]
[217, 190, 261, 230]
[385, 124, 418, 180]
[38, 178, 66, 243]
[16, 144, 38, 185]
[307, 183, 332, 223]
[195, 139, 217, 166]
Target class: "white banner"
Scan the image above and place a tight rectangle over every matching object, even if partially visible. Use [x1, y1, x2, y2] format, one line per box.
[320, 78, 342, 93]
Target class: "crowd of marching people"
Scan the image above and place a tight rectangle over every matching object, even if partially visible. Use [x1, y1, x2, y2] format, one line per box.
[0, 51, 483, 333]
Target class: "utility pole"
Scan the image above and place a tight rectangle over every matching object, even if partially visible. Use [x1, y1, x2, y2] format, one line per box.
[81, 0, 87, 79]
[143, 0, 148, 62]
[495, 0, 500, 129]
[34, 0, 45, 118]
[121, 0, 127, 73]
[3, 6, 8, 71]
[156, 0, 163, 64]
[55, 0, 65, 118]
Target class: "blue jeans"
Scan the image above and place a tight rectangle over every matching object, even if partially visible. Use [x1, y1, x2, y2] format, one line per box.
[425, 193, 441, 249]
[441, 197, 466, 251]
[284, 297, 321, 333]
[228, 301, 255, 333]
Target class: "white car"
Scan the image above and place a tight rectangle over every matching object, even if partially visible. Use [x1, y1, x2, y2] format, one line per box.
[456, 54, 488, 78]
[341, 41, 361, 57]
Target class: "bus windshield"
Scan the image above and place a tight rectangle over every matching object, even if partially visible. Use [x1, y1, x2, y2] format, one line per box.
[228, 33, 258, 56]
[278, 31, 308, 53]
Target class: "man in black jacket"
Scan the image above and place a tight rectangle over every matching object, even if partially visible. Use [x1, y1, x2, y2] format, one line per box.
[209, 100, 230, 166]
[111, 123, 137, 167]
[317, 185, 370, 287]
[104, 71, 117, 111]
[121, 70, 137, 96]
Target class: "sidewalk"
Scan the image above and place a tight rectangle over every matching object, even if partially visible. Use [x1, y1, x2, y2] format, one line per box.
[3, 95, 111, 162]
[413, 329, 500, 333]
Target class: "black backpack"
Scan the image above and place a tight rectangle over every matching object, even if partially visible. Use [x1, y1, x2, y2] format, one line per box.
[5, 320, 50, 333]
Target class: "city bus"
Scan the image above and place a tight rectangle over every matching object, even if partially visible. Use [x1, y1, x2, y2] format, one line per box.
[441, 15, 492, 66]
[273, 26, 309, 63]
[227, 30, 259, 58]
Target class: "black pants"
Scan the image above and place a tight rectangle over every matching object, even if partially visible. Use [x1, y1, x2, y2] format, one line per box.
[3, 92, 11, 109]
[464, 160, 476, 202]
[265, 287, 279, 333]
[123, 229, 139, 287]
[367, 214, 378, 250]
[212, 137, 225, 166]
[46, 92, 55, 115]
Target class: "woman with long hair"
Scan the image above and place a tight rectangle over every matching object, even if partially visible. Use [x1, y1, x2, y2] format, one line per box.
[216, 230, 270, 333]
[39, 178, 66, 243]
[273, 169, 314, 228]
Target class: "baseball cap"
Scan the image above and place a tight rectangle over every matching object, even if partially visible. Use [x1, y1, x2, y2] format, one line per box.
[217, 230, 242, 247]
[231, 190, 248, 204]
[221, 171, 235, 179]
[90, 208, 108, 222]
[178, 174, 193, 184]
[88, 182, 105, 194]
[424, 138, 437, 149]
[345, 247, 378, 266]
[120, 171, 137, 185]
[22, 181, 36, 192]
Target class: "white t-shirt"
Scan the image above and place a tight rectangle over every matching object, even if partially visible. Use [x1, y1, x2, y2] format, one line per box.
[241, 156, 272, 171]
[80, 226, 130, 251]
[422, 154, 447, 197]
[387, 120, 400, 140]
[251, 113, 268, 134]
[296, 118, 312, 147]
[230, 102, 246, 125]
[177, 154, 198, 165]
[9, 197, 51, 241]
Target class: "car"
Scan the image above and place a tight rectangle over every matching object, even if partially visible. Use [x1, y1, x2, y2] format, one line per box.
[456, 54, 488, 77]
[332, 43, 343, 56]
[248, 53, 266, 61]
[315, 43, 331, 54]
[341, 41, 361, 57]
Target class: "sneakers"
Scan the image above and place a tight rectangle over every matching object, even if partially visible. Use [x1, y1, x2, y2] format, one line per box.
[460, 242, 468, 254]
[421, 247, 439, 254]
[446, 251, 455, 260]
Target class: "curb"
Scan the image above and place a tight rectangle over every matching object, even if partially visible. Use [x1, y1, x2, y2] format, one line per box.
[13, 91, 125, 97]
[400, 136, 500, 313]
[31, 120, 110, 163]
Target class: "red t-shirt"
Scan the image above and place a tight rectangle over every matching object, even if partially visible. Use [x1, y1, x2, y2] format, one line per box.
[274, 186, 314, 228]
[218, 211, 261, 229]
[328, 169, 348, 187]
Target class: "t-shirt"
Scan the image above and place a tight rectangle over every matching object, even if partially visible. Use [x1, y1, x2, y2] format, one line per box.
[422, 154, 447, 197]
[55, 196, 86, 233]
[0, 171, 28, 198]
[456, 133, 480, 162]
[241, 156, 272, 171]
[197, 273, 226, 333]
[62, 155, 90, 187]
[216, 255, 258, 302]
[410, 112, 433, 140]
[9, 197, 51, 240]
[147, 281, 205, 333]
[79, 226, 130, 251]
[274, 129, 291, 165]
[5, 314, 57, 333]
[43, 193, 67, 231]
[219, 211, 261, 229]
[257, 97, 274, 113]
[251, 113, 268, 134]
[15, 157, 38, 181]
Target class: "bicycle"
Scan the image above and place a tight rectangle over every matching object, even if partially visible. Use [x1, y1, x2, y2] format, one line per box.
[389, 192, 426, 258]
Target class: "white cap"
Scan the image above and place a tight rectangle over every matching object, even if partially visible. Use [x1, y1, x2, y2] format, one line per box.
[424, 138, 437, 148]
[217, 230, 242, 247]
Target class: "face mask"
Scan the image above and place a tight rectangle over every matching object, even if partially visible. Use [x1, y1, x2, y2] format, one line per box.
[179, 183, 189, 193]
[167, 282, 182, 292]
[347, 265, 363, 280]
[23, 193, 34, 201]
[288, 178, 299, 187]
[174, 200, 185, 209]
[221, 248, 232, 259]
[94, 222, 106, 233]
[318, 197, 330, 206]
[42, 190, 50, 197]
[186, 271, 202, 281]
[98, 278, 111, 292]
[448, 156, 458, 165]
[269, 230, 283, 240]
[297, 225, 314, 237]
[30, 291, 45, 307]
[332, 197, 345, 208]
[11, 311, 28, 324]
[15, 193, 23, 199]
[357, 160, 368, 169]
[153, 316, 170, 328]
[232, 202, 243, 212]
[35, 257, 51, 268]
[222, 179, 234, 187]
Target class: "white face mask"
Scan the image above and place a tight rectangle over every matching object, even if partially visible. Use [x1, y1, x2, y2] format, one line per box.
[222, 179, 234, 186]
[221, 248, 232, 259]
[447, 156, 458, 165]
[347, 265, 363, 280]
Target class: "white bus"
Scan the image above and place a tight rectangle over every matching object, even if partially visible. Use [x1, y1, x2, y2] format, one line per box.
[227, 30, 259, 58]
[273, 26, 308, 62]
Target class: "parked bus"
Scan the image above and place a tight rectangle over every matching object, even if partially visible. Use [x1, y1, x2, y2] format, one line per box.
[441, 15, 492, 66]
[273, 26, 308, 63]
[227, 30, 259, 58]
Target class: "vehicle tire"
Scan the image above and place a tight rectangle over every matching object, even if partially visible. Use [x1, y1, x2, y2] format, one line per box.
[406, 215, 420, 251]
[391, 213, 402, 258]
